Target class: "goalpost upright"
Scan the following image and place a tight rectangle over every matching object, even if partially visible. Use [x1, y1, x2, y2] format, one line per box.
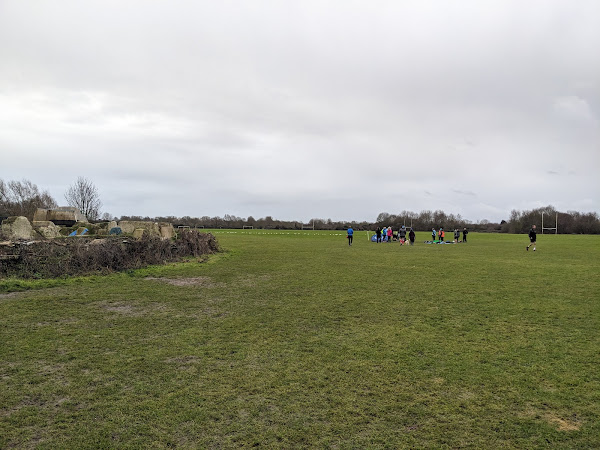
[541, 212, 558, 234]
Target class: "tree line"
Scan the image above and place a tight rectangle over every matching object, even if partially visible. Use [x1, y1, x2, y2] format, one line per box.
[1, 177, 105, 222]
[2, 178, 599, 234]
[122, 206, 600, 234]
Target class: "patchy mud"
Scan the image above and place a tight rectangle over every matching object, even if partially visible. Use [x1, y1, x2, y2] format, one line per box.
[97, 301, 168, 317]
[145, 274, 272, 289]
[544, 413, 580, 431]
[522, 406, 581, 431]
[0, 291, 23, 300]
[145, 276, 225, 288]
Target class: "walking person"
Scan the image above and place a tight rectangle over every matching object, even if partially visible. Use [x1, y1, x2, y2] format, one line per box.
[347, 226, 354, 246]
[376, 226, 382, 243]
[432, 228, 437, 242]
[408, 228, 415, 246]
[526, 225, 537, 251]
[463, 227, 468, 243]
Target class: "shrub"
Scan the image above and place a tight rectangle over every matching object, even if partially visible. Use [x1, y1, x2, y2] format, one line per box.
[0, 231, 219, 279]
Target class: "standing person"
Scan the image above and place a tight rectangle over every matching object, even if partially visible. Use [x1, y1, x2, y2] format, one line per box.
[382, 226, 387, 242]
[399, 225, 407, 244]
[347, 226, 354, 246]
[376, 226, 382, 243]
[526, 225, 537, 251]
[408, 228, 415, 246]
[439, 227, 444, 242]
[387, 226, 393, 243]
[463, 227, 468, 243]
[432, 228, 437, 241]
[454, 229, 460, 243]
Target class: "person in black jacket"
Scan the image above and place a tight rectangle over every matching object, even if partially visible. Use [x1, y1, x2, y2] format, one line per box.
[462, 227, 468, 243]
[527, 225, 537, 251]
[408, 228, 416, 246]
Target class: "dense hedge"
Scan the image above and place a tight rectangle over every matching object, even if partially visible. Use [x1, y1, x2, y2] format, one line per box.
[0, 231, 219, 279]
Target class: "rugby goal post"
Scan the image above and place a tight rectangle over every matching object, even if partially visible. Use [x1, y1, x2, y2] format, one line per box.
[541, 212, 558, 234]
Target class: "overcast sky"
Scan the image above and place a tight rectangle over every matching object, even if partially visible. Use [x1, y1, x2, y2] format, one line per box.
[1, 1, 598, 223]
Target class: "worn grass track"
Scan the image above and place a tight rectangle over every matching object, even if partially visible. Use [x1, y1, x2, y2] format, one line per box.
[1, 231, 599, 448]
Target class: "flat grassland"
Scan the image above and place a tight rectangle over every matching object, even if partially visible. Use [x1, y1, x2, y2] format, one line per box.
[1, 231, 599, 448]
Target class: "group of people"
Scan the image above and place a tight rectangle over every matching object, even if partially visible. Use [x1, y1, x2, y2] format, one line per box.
[373, 225, 416, 245]
[347, 224, 540, 250]
[431, 227, 469, 243]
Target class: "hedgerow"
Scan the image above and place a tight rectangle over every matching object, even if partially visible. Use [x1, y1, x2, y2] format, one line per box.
[0, 231, 219, 279]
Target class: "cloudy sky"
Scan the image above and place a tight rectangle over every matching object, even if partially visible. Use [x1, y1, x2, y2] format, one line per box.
[1, 1, 598, 223]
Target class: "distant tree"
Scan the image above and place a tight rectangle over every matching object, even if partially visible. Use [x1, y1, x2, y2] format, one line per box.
[376, 212, 390, 224]
[0, 178, 57, 220]
[64, 177, 102, 221]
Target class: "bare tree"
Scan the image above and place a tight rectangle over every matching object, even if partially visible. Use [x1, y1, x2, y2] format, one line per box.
[64, 177, 102, 221]
[0, 178, 58, 220]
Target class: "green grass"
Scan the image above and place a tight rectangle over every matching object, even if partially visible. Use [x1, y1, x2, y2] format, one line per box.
[1, 231, 599, 448]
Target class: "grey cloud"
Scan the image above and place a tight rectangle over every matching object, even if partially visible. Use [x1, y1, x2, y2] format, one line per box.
[1, 0, 599, 221]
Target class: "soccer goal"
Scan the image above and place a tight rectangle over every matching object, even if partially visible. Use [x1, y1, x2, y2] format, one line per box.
[541, 212, 558, 234]
[177, 225, 191, 231]
[301, 224, 314, 230]
[243, 225, 253, 229]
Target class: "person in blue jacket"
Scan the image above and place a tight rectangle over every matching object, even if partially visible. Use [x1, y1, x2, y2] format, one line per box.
[347, 226, 354, 246]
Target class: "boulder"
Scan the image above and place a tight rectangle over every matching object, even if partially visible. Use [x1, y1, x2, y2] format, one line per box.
[33, 208, 49, 222]
[33, 220, 62, 239]
[1, 216, 36, 240]
[159, 222, 175, 239]
[118, 221, 160, 236]
[47, 207, 87, 226]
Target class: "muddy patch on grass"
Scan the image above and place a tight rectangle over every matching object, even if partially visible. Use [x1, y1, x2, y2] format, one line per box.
[145, 274, 272, 289]
[1, 394, 72, 419]
[145, 276, 225, 288]
[522, 406, 581, 431]
[97, 301, 164, 317]
[544, 413, 581, 431]
[0, 291, 24, 301]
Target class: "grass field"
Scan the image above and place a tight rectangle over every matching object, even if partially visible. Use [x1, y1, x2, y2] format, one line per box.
[1, 230, 599, 448]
